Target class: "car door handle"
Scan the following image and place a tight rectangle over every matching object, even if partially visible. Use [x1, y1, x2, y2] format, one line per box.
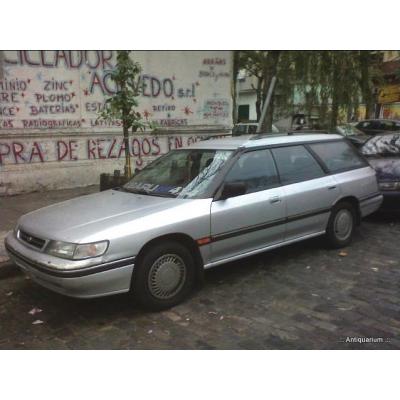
[328, 185, 337, 190]
[269, 196, 281, 204]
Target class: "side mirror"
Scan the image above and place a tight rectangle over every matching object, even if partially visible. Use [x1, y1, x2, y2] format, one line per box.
[219, 182, 247, 200]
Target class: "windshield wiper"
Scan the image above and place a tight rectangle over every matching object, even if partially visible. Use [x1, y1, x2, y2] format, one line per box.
[121, 187, 176, 198]
[121, 187, 150, 195]
[149, 192, 176, 198]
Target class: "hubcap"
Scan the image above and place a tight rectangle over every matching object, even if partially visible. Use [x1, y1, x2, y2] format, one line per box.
[334, 209, 353, 241]
[148, 254, 186, 300]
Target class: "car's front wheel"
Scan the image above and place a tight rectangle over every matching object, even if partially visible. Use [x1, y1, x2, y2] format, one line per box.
[132, 241, 196, 310]
[325, 201, 356, 248]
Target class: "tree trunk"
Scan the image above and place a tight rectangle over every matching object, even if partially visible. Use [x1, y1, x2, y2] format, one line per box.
[232, 50, 240, 124]
[330, 53, 340, 128]
[255, 76, 263, 122]
[359, 51, 375, 119]
[123, 123, 131, 178]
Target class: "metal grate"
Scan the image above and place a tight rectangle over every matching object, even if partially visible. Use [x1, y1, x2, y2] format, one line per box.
[19, 230, 46, 249]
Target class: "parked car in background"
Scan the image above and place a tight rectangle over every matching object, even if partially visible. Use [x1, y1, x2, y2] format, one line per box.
[361, 133, 400, 210]
[291, 113, 321, 131]
[233, 122, 279, 136]
[355, 119, 400, 136]
[333, 125, 370, 148]
[288, 126, 369, 149]
[5, 134, 382, 310]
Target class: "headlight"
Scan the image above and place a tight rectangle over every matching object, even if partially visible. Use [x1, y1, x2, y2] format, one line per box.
[378, 181, 400, 191]
[46, 240, 108, 260]
[74, 241, 109, 259]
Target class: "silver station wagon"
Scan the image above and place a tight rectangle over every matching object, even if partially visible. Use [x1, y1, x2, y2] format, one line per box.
[5, 134, 382, 310]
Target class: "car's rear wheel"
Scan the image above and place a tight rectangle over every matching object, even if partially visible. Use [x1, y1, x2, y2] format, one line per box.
[132, 241, 196, 310]
[325, 201, 356, 248]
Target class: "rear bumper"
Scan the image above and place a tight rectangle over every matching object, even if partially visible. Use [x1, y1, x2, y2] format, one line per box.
[4, 232, 135, 298]
[360, 193, 383, 217]
[380, 191, 400, 211]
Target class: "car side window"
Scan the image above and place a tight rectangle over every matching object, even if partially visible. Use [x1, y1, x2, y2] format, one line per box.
[271, 145, 324, 185]
[224, 149, 279, 194]
[309, 141, 367, 173]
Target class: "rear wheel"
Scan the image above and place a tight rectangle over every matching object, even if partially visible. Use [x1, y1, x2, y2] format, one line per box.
[325, 202, 356, 248]
[132, 241, 196, 310]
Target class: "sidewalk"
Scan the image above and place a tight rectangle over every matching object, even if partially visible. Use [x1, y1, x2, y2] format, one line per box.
[0, 185, 99, 265]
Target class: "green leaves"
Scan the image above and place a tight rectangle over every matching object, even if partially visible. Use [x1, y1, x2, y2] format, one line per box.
[237, 50, 383, 128]
[98, 50, 155, 133]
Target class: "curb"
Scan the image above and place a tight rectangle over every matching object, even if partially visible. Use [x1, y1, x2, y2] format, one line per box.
[0, 231, 10, 266]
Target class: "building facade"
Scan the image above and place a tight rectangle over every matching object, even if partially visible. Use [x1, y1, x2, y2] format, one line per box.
[236, 72, 258, 122]
[379, 51, 400, 119]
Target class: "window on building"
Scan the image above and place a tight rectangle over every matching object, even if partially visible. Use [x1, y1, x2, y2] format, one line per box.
[238, 105, 250, 122]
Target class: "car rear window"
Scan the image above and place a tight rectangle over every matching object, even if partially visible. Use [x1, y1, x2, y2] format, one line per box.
[309, 141, 367, 172]
[271, 145, 324, 185]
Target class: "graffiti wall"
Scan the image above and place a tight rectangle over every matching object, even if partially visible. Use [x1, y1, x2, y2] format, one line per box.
[0, 133, 229, 194]
[0, 51, 233, 195]
[0, 51, 233, 130]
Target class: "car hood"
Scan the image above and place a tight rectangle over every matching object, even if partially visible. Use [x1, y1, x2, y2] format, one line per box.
[367, 157, 400, 181]
[18, 189, 189, 242]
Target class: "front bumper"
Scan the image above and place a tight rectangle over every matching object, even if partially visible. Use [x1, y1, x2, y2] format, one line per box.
[4, 232, 135, 298]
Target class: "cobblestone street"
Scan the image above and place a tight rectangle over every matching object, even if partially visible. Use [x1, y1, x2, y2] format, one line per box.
[0, 187, 399, 349]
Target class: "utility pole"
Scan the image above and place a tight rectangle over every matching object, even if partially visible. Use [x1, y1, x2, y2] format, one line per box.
[234, 72, 240, 123]
[257, 76, 277, 133]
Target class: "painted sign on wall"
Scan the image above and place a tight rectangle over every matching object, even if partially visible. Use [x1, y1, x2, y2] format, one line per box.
[0, 51, 233, 195]
[0, 133, 229, 195]
[0, 134, 217, 167]
[0, 51, 233, 131]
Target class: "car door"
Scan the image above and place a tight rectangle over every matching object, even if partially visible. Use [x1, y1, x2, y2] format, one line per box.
[271, 144, 340, 240]
[210, 149, 286, 263]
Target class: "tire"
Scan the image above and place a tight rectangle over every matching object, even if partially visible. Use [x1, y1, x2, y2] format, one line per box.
[132, 241, 196, 311]
[325, 201, 356, 249]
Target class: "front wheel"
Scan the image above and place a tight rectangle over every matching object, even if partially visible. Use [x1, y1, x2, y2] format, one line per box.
[132, 241, 196, 310]
[325, 202, 356, 248]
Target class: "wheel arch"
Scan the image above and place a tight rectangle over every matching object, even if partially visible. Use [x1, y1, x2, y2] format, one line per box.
[333, 196, 361, 225]
[134, 233, 205, 284]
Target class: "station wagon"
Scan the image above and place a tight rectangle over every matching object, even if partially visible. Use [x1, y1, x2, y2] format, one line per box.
[5, 134, 383, 310]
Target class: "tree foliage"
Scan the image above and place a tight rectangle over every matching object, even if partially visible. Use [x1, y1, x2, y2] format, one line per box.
[99, 50, 155, 177]
[237, 50, 383, 130]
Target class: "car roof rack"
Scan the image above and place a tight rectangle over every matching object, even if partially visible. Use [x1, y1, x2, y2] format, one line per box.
[249, 130, 329, 140]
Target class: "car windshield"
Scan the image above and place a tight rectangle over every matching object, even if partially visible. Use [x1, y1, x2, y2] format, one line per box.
[361, 134, 400, 157]
[124, 149, 233, 198]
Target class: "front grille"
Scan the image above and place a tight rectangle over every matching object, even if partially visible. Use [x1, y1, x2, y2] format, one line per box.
[19, 230, 46, 249]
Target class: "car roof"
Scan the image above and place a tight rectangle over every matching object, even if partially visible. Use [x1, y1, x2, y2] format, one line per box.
[187, 133, 343, 150]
